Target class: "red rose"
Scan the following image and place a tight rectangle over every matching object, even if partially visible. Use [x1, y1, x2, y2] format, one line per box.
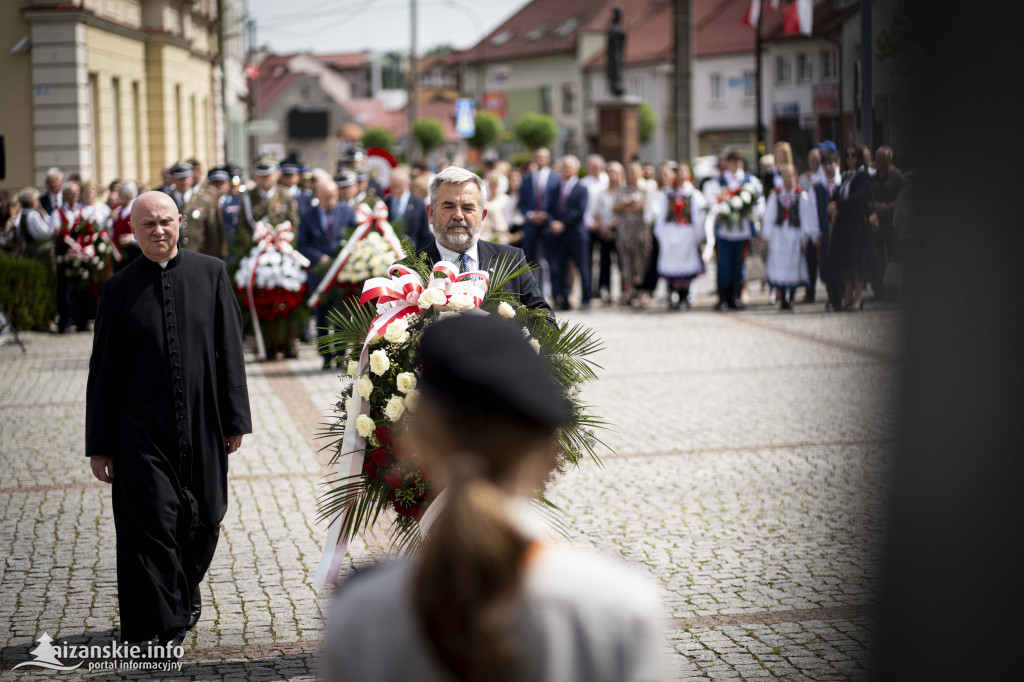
[387, 489, 397, 502]
[410, 505, 424, 521]
[394, 503, 412, 517]
[419, 460, 433, 480]
[384, 468, 405, 489]
[392, 437, 411, 461]
[371, 448, 389, 466]
[362, 460, 377, 478]
[375, 427, 394, 446]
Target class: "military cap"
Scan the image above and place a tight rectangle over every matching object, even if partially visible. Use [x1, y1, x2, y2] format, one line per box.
[356, 168, 370, 181]
[169, 161, 193, 179]
[253, 158, 280, 176]
[418, 315, 569, 429]
[335, 169, 357, 188]
[300, 164, 312, 178]
[343, 145, 366, 163]
[208, 166, 230, 183]
[280, 157, 301, 175]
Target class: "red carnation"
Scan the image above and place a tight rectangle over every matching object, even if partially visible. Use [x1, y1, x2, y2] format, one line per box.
[362, 460, 378, 478]
[371, 448, 389, 466]
[387, 489, 397, 502]
[385, 468, 405, 489]
[375, 427, 394, 446]
[410, 505, 424, 521]
[394, 503, 412, 517]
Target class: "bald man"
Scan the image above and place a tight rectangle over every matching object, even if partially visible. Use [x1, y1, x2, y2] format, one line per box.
[86, 191, 252, 652]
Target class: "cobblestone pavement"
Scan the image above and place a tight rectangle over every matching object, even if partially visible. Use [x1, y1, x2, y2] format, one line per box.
[0, 286, 900, 680]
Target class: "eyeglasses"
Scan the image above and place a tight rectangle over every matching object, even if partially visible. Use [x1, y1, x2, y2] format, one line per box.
[845, 152, 858, 158]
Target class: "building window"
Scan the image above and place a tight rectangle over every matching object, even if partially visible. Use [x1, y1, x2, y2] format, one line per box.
[540, 85, 552, 115]
[743, 70, 755, 100]
[796, 52, 812, 82]
[821, 48, 838, 81]
[775, 56, 792, 85]
[709, 73, 722, 102]
[562, 83, 575, 115]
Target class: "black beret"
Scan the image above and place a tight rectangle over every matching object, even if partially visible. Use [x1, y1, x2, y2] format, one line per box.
[169, 161, 193, 178]
[418, 315, 569, 430]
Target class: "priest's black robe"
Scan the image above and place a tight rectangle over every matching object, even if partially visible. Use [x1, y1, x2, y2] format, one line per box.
[85, 248, 252, 642]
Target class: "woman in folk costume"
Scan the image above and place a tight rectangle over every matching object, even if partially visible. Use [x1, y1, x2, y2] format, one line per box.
[762, 164, 820, 311]
[653, 163, 708, 310]
[323, 315, 667, 682]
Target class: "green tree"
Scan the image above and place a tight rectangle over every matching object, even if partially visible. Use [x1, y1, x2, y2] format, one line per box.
[514, 112, 558, 150]
[469, 111, 504, 151]
[412, 117, 445, 157]
[361, 126, 395, 151]
[638, 102, 657, 145]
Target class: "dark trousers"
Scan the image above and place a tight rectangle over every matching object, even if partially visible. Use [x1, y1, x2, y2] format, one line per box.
[545, 229, 592, 307]
[590, 232, 616, 296]
[56, 270, 73, 331]
[520, 223, 542, 270]
[804, 244, 819, 300]
[716, 239, 748, 308]
[639, 232, 660, 293]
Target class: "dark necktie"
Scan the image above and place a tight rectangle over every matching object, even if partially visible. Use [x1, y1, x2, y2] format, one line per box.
[456, 253, 469, 273]
[326, 210, 334, 238]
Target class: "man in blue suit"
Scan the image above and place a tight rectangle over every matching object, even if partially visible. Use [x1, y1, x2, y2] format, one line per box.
[297, 179, 356, 368]
[516, 147, 561, 272]
[547, 155, 591, 311]
[385, 167, 431, 251]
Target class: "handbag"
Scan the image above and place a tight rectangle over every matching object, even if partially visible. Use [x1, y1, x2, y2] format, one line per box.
[883, 248, 902, 289]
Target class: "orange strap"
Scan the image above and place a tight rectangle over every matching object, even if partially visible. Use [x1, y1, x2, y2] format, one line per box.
[517, 540, 546, 574]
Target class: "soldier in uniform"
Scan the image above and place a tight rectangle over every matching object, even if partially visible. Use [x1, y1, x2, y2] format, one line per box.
[279, 157, 315, 215]
[221, 165, 245, 267]
[334, 169, 359, 211]
[162, 161, 196, 213]
[181, 166, 231, 260]
[237, 158, 299, 259]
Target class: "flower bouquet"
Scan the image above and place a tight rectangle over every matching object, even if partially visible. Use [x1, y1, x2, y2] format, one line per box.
[335, 231, 398, 302]
[55, 214, 120, 290]
[233, 220, 311, 360]
[714, 181, 762, 228]
[313, 251, 607, 585]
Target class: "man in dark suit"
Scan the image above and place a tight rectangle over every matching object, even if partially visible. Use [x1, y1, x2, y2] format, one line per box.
[298, 178, 356, 368]
[516, 147, 562, 272]
[422, 166, 551, 315]
[385, 166, 431, 251]
[547, 155, 591, 311]
[812, 150, 842, 311]
[39, 167, 64, 215]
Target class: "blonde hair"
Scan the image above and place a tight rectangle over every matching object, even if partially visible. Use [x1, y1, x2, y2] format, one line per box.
[773, 141, 793, 166]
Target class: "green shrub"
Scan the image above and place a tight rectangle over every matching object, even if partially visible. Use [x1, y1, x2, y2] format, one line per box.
[0, 254, 56, 331]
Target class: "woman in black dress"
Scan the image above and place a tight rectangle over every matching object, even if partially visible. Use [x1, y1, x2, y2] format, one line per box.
[824, 145, 880, 310]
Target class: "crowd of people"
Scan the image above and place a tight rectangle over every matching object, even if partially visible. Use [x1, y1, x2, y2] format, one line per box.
[1, 137, 909, 339]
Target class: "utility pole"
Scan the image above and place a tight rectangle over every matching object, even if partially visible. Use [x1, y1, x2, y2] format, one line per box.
[407, 0, 419, 162]
[247, 15, 257, 166]
[673, 0, 691, 162]
[754, 4, 765, 161]
[860, 0, 873, 153]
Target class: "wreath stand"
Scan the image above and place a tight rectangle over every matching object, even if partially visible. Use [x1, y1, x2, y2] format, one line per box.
[0, 300, 26, 353]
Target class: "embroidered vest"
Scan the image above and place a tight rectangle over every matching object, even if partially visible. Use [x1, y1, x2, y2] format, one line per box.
[775, 188, 802, 228]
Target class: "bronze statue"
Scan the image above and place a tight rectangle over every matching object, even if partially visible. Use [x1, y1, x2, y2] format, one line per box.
[606, 5, 626, 97]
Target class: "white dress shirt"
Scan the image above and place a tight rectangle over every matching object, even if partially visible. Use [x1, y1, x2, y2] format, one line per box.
[434, 240, 480, 272]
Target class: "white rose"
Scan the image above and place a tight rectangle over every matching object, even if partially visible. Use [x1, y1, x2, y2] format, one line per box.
[739, 190, 751, 203]
[742, 182, 756, 194]
[719, 203, 732, 215]
[418, 288, 448, 309]
[355, 414, 374, 438]
[384, 395, 406, 422]
[730, 196, 743, 210]
[347, 360, 359, 377]
[528, 338, 541, 353]
[356, 375, 374, 400]
[404, 389, 420, 412]
[497, 301, 516, 319]
[448, 293, 474, 311]
[345, 396, 353, 414]
[369, 349, 390, 375]
[384, 318, 409, 343]
[396, 372, 417, 394]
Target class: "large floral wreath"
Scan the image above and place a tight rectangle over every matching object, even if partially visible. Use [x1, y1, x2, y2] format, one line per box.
[313, 250, 606, 585]
[233, 220, 310, 359]
[55, 214, 121, 289]
[335, 230, 397, 301]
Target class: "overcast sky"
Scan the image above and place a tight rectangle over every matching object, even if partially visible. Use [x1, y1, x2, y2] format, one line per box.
[246, 0, 528, 56]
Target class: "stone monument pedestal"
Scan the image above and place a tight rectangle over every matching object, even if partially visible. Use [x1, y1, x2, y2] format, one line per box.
[596, 96, 642, 164]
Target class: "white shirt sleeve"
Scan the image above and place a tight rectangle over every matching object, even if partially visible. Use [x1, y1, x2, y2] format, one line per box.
[27, 212, 55, 241]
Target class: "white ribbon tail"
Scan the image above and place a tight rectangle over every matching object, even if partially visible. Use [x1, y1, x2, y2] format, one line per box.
[703, 204, 719, 263]
[307, 220, 375, 308]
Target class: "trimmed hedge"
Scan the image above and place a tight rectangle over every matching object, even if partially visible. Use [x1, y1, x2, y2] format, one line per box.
[0, 254, 56, 331]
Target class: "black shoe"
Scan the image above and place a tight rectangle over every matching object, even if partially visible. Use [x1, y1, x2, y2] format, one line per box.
[186, 591, 201, 631]
[283, 346, 298, 359]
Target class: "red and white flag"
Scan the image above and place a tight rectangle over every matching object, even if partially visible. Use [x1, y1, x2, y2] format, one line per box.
[741, 0, 760, 29]
[783, 0, 813, 36]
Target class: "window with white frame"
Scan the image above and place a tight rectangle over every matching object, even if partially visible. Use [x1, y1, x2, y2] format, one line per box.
[743, 70, 755, 100]
[710, 73, 723, 102]
[775, 55, 792, 85]
[821, 48, 838, 80]
[797, 52, 812, 82]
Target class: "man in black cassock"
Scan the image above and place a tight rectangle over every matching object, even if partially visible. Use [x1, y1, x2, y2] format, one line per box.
[86, 191, 252, 648]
